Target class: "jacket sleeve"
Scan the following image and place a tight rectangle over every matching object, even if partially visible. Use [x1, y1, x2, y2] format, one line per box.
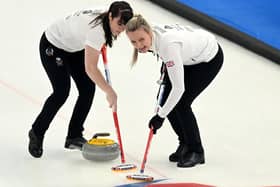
[158, 43, 185, 118]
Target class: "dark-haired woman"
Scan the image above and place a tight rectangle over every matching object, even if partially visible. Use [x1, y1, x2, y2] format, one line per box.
[28, 1, 133, 158]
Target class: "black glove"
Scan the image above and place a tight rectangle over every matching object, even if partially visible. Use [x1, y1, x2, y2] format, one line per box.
[148, 114, 165, 134]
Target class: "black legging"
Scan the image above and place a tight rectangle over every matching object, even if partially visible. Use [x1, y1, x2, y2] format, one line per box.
[161, 45, 223, 153]
[32, 33, 95, 139]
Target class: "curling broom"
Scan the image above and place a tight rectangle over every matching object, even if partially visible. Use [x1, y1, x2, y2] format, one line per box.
[101, 45, 136, 172]
[126, 68, 166, 182]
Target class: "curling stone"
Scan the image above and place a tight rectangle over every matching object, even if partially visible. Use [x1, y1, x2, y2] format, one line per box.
[82, 133, 120, 161]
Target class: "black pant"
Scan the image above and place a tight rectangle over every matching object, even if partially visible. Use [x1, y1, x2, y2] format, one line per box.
[32, 33, 95, 138]
[161, 45, 223, 153]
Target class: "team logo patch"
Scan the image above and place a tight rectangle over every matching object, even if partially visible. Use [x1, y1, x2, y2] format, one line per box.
[166, 61, 175, 67]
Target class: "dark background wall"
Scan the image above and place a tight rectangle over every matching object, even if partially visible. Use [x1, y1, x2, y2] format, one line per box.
[149, 0, 280, 65]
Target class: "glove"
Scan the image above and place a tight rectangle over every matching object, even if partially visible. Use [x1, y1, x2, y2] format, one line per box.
[148, 114, 165, 134]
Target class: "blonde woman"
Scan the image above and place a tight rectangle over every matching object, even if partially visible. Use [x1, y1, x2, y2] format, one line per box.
[126, 15, 223, 168]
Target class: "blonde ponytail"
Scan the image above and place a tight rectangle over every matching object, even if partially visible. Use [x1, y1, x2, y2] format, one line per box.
[126, 14, 152, 67]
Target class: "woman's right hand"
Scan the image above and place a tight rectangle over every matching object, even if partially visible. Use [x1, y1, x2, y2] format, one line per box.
[106, 87, 117, 112]
[85, 45, 118, 112]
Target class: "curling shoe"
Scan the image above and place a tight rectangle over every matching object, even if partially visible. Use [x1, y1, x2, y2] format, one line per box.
[169, 144, 185, 162]
[177, 152, 205, 168]
[28, 129, 44, 158]
[64, 136, 87, 150]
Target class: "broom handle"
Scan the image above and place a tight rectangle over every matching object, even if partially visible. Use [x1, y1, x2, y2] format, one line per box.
[140, 128, 154, 173]
[140, 68, 166, 173]
[101, 45, 125, 163]
[113, 111, 125, 163]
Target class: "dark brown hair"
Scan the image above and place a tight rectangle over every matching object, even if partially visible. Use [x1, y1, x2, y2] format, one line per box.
[90, 1, 133, 47]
